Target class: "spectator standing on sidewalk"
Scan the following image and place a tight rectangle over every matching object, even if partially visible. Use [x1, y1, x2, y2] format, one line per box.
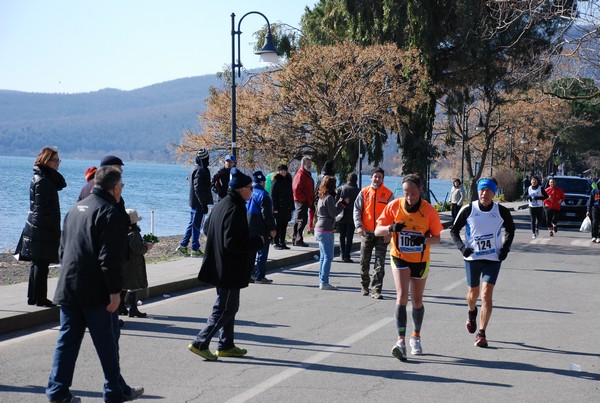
[312, 160, 335, 234]
[450, 177, 515, 349]
[123, 209, 153, 318]
[374, 174, 443, 361]
[176, 148, 213, 257]
[449, 178, 465, 225]
[46, 166, 144, 403]
[271, 164, 294, 250]
[292, 156, 315, 247]
[315, 176, 349, 290]
[188, 168, 264, 361]
[17, 146, 66, 308]
[335, 173, 360, 262]
[77, 166, 97, 201]
[524, 175, 548, 239]
[211, 154, 237, 202]
[588, 179, 600, 243]
[543, 177, 565, 236]
[353, 167, 394, 300]
[247, 171, 277, 284]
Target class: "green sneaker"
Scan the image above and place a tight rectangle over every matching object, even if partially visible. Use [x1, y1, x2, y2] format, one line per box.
[190, 249, 204, 257]
[188, 343, 218, 361]
[175, 245, 188, 256]
[216, 346, 247, 357]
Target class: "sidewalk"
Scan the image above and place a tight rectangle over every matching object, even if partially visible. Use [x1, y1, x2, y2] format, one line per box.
[0, 203, 524, 336]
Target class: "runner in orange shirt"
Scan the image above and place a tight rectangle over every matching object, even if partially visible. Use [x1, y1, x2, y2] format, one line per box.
[374, 174, 443, 361]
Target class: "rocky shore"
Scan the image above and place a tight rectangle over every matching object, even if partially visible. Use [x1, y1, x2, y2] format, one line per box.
[0, 235, 183, 286]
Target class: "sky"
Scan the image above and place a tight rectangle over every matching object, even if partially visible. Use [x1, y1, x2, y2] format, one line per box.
[0, 0, 318, 94]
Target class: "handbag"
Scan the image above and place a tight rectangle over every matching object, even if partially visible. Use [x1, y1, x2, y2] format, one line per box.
[579, 216, 592, 232]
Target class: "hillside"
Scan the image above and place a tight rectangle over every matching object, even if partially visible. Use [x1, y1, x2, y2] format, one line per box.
[0, 75, 220, 162]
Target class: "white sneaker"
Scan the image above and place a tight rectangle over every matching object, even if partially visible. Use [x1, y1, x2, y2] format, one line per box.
[596, 238, 600, 243]
[410, 336, 423, 355]
[592, 238, 597, 242]
[532, 233, 537, 239]
[319, 283, 337, 290]
[391, 340, 407, 361]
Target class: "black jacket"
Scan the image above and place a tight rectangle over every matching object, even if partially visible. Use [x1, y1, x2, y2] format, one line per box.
[335, 180, 360, 224]
[271, 173, 294, 218]
[198, 188, 263, 289]
[189, 161, 213, 209]
[18, 164, 67, 262]
[54, 188, 126, 307]
[211, 167, 231, 200]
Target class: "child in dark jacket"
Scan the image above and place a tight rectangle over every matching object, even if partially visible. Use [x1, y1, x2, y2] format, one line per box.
[123, 209, 153, 318]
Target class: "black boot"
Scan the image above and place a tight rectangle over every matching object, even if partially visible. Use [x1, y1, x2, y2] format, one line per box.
[118, 290, 128, 316]
[128, 292, 147, 318]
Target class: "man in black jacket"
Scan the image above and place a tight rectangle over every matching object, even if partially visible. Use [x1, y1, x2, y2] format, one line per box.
[271, 164, 294, 249]
[176, 148, 213, 257]
[188, 168, 264, 361]
[46, 166, 143, 403]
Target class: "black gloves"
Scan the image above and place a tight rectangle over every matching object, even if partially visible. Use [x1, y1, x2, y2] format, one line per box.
[388, 222, 406, 233]
[460, 246, 474, 258]
[498, 246, 510, 261]
[410, 235, 426, 246]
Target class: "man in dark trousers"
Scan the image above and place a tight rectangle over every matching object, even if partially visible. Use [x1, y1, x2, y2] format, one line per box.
[46, 166, 144, 403]
[211, 154, 237, 202]
[188, 168, 264, 361]
[176, 148, 213, 257]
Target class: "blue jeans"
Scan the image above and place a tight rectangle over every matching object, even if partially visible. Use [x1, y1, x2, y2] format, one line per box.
[181, 207, 204, 251]
[316, 230, 334, 285]
[251, 239, 271, 280]
[194, 287, 240, 350]
[47, 305, 132, 403]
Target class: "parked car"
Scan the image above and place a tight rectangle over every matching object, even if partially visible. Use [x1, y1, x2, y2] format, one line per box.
[543, 176, 592, 222]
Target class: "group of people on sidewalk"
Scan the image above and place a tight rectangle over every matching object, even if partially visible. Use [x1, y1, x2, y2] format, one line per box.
[16, 148, 147, 402]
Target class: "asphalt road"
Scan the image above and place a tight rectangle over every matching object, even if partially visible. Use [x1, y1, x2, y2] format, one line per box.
[1, 210, 599, 402]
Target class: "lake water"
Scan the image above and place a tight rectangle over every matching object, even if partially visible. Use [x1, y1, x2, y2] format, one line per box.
[0, 155, 452, 252]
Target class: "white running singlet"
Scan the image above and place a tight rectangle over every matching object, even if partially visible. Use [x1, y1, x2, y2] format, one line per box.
[464, 201, 504, 261]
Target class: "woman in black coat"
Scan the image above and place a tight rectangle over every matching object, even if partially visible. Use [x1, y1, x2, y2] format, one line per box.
[271, 164, 294, 249]
[17, 146, 67, 307]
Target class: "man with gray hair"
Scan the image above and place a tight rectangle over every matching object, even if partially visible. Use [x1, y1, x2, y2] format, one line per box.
[46, 166, 144, 403]
[292, 156, 314, 247]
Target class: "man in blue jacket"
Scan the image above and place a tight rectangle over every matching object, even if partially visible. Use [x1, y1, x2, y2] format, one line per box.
[188, 168, 264, 361]
[47, 166, 143, 403]
[247, 171, 277, 284]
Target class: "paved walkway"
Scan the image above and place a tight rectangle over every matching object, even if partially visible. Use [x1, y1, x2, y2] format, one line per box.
[0, 203, 525, 336]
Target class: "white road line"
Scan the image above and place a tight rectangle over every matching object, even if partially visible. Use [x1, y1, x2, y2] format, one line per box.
[225, 316, 395, 403]
[530, 238, 551, 245]
[441, 278, 465, 292]
[570, 239, 594, 247]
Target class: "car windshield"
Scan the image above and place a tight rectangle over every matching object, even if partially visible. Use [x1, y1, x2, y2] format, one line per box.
[551, 178, 591, 195]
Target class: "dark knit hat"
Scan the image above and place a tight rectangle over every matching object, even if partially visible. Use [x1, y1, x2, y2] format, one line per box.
[196, 148, 209, 160]
[277, 164, 288, 171]
[253, 171, 266, 183]
[100, 155, 124, 167]
[228, 168, 252, 189]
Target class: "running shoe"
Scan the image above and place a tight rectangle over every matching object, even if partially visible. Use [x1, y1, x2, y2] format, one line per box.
[549, 230, 554, 237]
[410, 336, 423, 355]
[175, 245, 188, 256]
[391, 340, 407, 362]
[466, 308, 477, 334]
[532, 233, 537, 239]
[216, 346, 248, 357]
[596, 238, 600, 243]
[474, 332, 488, 348]
[371, 292, 383, 300]
[319, 283, 337, 290]
[188, 343, 218, 360]
[592, 238, 597, 242]
[190, 249, 204, 257]
[255, 277, 273, 284]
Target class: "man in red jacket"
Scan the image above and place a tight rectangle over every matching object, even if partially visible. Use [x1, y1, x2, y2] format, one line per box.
[292, 156, 314, 247]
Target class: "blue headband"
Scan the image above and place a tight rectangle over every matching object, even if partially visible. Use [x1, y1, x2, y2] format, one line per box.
[477, 179, 497, 194]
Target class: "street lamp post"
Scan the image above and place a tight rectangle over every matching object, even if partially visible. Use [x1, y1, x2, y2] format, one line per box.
[230, 11, 279, 160]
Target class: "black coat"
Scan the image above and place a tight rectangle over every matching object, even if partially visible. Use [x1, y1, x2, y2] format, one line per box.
[198, 189, 263, 289]
[189, 162, 213, 209]
[335, 181, 360, 224]
[54, 188, 126, 308]
[18, 164, 66, 262]
[271, 173, 294, 219]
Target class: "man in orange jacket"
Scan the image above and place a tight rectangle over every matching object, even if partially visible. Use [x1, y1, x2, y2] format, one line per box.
[292, 156, 314, 247]
[353, 167, 394, 299]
